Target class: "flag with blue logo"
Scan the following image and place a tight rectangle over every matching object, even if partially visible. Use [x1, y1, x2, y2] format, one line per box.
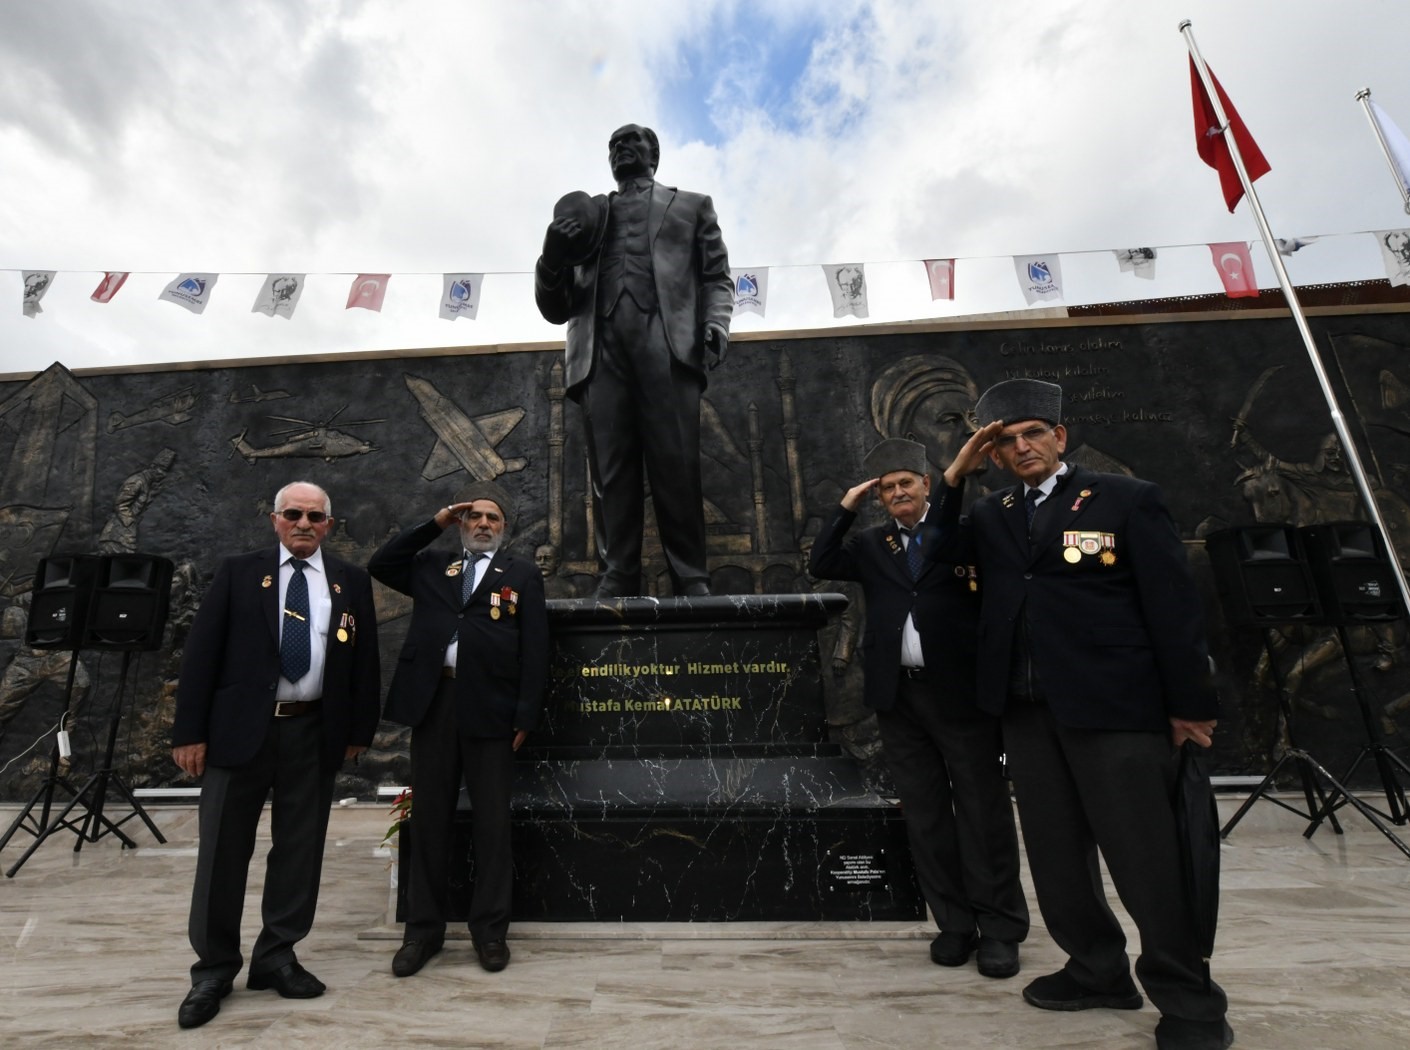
[251, 274, 306, 319]
[439, 273, 483, 320]
[730, 268, 768, 317]
[1013, 255, 1063, 305]
[158, 273, 219, 314]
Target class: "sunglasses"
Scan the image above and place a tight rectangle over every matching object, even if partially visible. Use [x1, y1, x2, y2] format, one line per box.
[278, 509, 329, 524]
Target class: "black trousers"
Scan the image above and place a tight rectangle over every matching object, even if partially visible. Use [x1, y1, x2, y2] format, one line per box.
[581, 297, 708, 594]
[1003, 702, 1228, 1021]
[877, 676, 1029, 941]
[403, 678, 516, 945]
[188, 710, 334, 983]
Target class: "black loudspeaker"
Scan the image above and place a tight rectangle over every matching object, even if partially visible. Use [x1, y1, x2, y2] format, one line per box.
[1205, 525, 1323, 626]
[1299, 521, 1404, 624]
[25, 555, 102, 649]
[82, 554, 175, 651]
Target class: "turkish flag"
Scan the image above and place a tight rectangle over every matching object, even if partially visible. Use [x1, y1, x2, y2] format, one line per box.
[923, 259, 955, 301]
[1191, 59, 1270, 213]
[90, 272, 129, 303]
[1208, 241, 1259, 298]
[346, 273, 390, 312]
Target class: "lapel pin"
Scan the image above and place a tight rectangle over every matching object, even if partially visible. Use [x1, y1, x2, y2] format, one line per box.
[261, 575, 273, 588]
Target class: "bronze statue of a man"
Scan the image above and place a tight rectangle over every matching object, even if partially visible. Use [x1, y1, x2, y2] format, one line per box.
[534, 123, 732, 598]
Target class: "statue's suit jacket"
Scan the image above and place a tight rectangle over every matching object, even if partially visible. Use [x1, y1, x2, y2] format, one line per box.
[959, 464, 1218, 730]
[369, 519, 548, 737]
[533, 182, 733, 397]
[171, 548, 381, 767]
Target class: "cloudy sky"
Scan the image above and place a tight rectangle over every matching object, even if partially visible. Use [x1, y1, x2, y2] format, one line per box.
[4, 0, 1410, 376]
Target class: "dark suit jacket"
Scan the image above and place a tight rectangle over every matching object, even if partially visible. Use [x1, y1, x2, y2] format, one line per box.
[961, 465, 1217, 730]
[368, 519, 548, 738]
[533, 181, 733, 397]
[171, 548, 381, 768]
[808, 484, 981, 714]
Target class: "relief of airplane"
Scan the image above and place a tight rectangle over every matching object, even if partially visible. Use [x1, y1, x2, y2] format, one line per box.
[403, 374, 527, 481]
[228, 383, 292, 404]
[108, 386, 199, 432]
[229, 405, 383, 463]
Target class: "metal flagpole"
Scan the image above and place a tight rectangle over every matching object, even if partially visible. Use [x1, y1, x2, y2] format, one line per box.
[1180, 20, 1410, 621]
[1354, 89, 1410, 216]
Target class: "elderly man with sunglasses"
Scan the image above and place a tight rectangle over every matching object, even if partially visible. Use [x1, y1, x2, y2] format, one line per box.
[170, 481, 380, 1030]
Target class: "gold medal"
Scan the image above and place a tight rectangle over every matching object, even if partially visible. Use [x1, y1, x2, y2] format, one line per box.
[337, 628, 349, 643]
[491, 606, 501, 620]
[261, 575, 273, 588]
[446, 563, 461, 577]
[1100, 551, 1117, 566]
[1064, 546, 1082, 564]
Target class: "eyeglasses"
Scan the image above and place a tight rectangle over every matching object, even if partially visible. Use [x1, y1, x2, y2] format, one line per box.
[993, 425, 1053, 450]
[278, 509, 328, 524]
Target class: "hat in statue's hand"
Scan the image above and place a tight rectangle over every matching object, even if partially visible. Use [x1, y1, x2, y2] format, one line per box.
[550, 191, 608, 267]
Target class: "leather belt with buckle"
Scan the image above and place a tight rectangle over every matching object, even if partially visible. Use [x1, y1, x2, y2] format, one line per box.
[901, 666, 926, 679]
[274, 698, 322, 718]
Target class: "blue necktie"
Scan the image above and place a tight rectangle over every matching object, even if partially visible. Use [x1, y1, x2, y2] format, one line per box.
[461, 552, 480, 605]
[1025, 488, 1041, 531]
[904, 528, 923, 580]
[280, 559, 310, 682]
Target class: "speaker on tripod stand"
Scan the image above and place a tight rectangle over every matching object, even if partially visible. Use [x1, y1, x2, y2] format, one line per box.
[1, 553, 174, 878]
[1297, 521, 1410, 846]
[1204, 524, 1362, 841]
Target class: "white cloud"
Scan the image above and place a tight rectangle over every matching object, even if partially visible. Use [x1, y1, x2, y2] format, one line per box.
[3, 0, 1410, 374]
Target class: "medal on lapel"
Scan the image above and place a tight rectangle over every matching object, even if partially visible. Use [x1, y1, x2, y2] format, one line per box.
[261, 574, 273, 588]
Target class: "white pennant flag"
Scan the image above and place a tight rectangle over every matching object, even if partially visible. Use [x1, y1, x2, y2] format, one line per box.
[1370, 99, 1410, 200]
[440, 273, 483, 320]
[159, 273, 219, 314]
[22, 271, 55, 317]
[251, 274, 306, 319]
[1014, 255, 1064, 304]
[1114, 248, 1157, 280]
[1375, 229, 1410, 287]
[730, 268, 768, 317]
[1275, 237, 1319, 257]
[823, 263, 868, 318]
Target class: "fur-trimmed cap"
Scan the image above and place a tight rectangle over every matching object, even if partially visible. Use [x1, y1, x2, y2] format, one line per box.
[974, 379, 1062, 427]
[863, 438, 928, 479]
[452, 480, 516, 529]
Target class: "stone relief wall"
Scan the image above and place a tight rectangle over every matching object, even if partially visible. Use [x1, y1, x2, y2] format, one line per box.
[4, 307, 1410, 802]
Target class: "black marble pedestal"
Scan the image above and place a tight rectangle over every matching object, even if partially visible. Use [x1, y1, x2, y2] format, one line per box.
[397, 594, 922, 922]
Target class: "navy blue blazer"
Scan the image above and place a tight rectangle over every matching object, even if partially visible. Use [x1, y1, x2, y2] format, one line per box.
[171, 548, 381, 767]
[369, 519, 548, 738]
[957, 464, 1217, 730]
[808, 483, 981, 713]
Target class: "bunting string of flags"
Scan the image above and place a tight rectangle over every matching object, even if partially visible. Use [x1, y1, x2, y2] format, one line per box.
[12, 224, 1410, 326]
[11, 78, 1410, 325]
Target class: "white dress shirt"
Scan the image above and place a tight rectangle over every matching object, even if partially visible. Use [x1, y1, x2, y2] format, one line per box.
[275, 545, 331, 702]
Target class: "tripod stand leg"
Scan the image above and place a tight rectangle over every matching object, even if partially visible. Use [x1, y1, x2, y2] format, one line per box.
[78, 651, 166, 847]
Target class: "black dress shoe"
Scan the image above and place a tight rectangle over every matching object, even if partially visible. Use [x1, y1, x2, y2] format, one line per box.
[929, 931, 977, 967]
[475, 938, 511, 972]
[246, 960, 326, 999]
[392, 937, 444, 978]
[1155, 1016, 1235, 1050]
[976, 935, 1020, 979]
[177, 978, 232, 1029]
[1022, 969, 1143, 1011]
